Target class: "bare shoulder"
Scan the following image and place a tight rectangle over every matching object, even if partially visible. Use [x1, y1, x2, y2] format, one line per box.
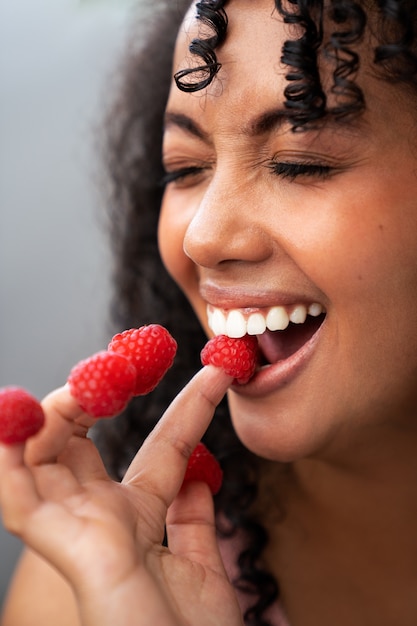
[1, 549, 80, 626]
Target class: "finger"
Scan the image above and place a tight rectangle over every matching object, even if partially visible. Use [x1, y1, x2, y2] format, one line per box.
[0, 443, 88, 530]
[25, 385, 96, 467]
[57, 435, 109, 484]
[123, 366, 231, 507]
[0, 443, 42, 535]
[28, 386, 109, 483]
[0, 443, 88, 581]
[166, 481, 228, 576]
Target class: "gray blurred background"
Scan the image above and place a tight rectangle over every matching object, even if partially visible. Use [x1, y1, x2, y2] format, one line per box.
[0, 0, 142, 607]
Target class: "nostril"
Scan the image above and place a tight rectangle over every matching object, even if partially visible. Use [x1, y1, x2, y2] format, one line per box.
[184, 215, 274, 268]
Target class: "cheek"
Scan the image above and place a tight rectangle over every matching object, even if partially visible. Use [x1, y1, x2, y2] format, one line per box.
[158, 197, 201, 308]
[158, 201, 186, 283]
[282, 180, 417, 303]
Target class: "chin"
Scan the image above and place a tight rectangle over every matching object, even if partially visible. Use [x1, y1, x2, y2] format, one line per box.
[228, 394, 340, 464]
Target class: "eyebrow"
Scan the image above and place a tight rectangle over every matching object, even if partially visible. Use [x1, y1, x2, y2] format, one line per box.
[164, 108, 365, 140]
[245, 108, 290, 136]
[164, 108, 290, 141]
[164, 112, 209, 141]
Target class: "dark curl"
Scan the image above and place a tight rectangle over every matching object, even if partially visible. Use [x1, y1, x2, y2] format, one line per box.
[323, 1, 367, 119]
[276, 0, 328, 128]
[174, 0, 228, 91]
[374, 0, 417, 81]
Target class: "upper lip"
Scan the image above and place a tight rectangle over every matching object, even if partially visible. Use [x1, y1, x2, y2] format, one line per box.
[200, 282, 325, 311]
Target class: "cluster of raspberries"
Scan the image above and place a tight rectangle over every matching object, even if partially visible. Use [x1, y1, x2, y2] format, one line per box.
[0, 327, 259, 494]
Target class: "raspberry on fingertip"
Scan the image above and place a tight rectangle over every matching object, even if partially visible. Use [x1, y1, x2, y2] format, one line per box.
[0, 386, 45, 444]
[108, 324, 177, 395]
[200, 334, 259, 384]
[67, 351, 136, 418]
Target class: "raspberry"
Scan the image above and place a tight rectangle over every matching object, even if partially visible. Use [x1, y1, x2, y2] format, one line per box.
[183, 442, 223, 495]
[68, 351, 136, 418]
[108, 325, 177, 395]
[200, 334, 259, 384]
[0, 386, 45, 444]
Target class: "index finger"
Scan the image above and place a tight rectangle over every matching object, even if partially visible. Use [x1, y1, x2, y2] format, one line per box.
[122, 366, 232, 505]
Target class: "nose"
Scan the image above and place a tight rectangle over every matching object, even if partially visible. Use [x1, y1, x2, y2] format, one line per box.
[183, 175, 274, 268]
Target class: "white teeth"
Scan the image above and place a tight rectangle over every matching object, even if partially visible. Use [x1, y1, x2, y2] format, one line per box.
[226, 310, 247, 338]
[308, 302, 323, 317]
[207, 302, 324, 337]
[247, 313, 267, 335]
[211, 308, 227, 335]
[265, 306, 289, 331]
[289, 304, 307, 324]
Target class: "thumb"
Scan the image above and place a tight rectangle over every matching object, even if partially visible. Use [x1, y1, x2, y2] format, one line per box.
[166, 481, 227, 577]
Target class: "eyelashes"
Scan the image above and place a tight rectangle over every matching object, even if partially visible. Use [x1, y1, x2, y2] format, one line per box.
[160, 166, 206, 187]
[265, 160, 335, 181]
[162, 160, 336, 188]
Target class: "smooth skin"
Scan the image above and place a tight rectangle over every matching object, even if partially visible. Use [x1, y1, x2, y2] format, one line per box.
[3, 0, 417, 625]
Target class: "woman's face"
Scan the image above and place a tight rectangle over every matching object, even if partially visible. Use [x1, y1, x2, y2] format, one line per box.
[159, 0, 417, 462]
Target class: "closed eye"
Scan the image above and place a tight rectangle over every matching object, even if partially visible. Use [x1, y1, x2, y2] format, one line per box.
[267, 161, 335, 181]
[161, 166, 206, 187]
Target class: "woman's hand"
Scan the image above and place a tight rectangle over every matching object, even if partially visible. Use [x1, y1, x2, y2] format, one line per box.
[0, 366, 244, 626]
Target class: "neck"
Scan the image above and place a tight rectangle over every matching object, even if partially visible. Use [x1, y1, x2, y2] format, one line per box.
[259, 421, 417, 625]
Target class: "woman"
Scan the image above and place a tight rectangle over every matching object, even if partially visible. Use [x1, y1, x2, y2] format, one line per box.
[2, 1, 417, 624]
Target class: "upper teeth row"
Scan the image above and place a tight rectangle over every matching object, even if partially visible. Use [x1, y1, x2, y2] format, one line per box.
[207, 303, 324, 338]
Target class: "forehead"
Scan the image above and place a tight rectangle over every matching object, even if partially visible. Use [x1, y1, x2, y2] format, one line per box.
[171, 0, 289, 110]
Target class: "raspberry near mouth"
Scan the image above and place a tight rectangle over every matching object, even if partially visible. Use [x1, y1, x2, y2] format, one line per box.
[257, 313, 326, 365]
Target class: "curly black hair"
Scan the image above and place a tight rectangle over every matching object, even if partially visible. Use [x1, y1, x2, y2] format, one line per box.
[95, 1, 417, 624]
[175, 0, 417, 129]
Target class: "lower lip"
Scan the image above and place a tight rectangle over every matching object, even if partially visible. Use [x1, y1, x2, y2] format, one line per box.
[231, 320, 325, 398]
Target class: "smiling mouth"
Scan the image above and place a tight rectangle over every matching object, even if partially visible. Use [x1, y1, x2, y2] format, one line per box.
[207, 303, 326, 365]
